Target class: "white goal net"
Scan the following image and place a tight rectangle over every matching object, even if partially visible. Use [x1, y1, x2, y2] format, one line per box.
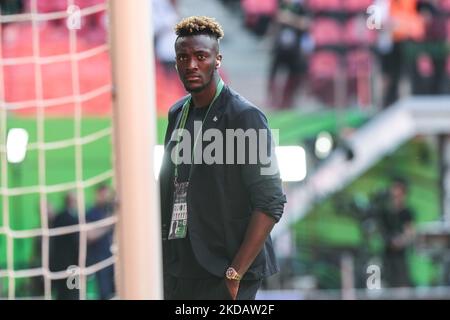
[0, 0, 117, 300]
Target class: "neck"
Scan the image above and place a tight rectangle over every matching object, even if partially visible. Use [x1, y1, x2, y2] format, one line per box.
[191, 73, 220, 108]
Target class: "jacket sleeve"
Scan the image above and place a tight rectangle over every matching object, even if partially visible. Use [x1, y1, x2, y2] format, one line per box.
[235, 108, 287, 222]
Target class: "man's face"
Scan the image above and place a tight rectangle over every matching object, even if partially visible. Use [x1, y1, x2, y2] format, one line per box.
[96, 187, 110, 206]
[390, 183, 406, 203]
[175, 34, 222, 93]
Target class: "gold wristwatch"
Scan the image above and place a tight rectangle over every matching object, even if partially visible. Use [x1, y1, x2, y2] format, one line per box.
[225, 267, 242, 281]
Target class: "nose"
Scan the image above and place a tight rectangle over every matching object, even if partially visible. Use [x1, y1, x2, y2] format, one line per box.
[187, 57, 198, 70]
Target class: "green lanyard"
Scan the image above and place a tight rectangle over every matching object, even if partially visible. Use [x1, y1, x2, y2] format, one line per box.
[174, 78, 225, 182]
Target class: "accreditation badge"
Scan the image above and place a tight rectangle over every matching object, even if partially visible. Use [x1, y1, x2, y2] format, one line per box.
[168, 181, 189, 240]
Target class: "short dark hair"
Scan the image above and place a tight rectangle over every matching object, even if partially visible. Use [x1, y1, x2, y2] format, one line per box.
[174, 16, 224, 40]
[96, 184, 109, 193]
[392, 176, 408, 192]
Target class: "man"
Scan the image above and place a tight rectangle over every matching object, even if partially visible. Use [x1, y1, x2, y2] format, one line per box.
[49, 192, 80, 300]
[412, 0, 448, 95]
[86, 184, 115, 299]
[378, 177, 415, 287]
[380, 0, 425, 108]
[268, 0, 310, 109]
[159, 16, 286, 300]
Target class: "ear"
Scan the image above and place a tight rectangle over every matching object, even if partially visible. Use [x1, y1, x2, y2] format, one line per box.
[216, 54, 223, 69]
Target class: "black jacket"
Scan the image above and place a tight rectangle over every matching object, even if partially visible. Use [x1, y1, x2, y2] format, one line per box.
[159, 85, 286, 280]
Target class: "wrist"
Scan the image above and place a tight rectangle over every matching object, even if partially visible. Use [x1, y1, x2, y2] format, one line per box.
[225, 267, 242, 281]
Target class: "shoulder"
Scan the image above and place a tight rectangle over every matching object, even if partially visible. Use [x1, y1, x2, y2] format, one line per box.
[224, 87, 268, 122]
[168, 95, 190, 119]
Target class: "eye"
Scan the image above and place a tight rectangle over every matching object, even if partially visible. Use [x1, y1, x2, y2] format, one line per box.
[177, 56, 187, 62]
[197, 54, 206, 61]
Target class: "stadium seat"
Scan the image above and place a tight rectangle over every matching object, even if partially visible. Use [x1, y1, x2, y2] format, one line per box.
[309, 50, 340, 79]
[74, 0, 105, 8]
[447, 18, 450, 41]
[343, 15, 377, 46]
[24, 0, 105, 12]
[346, 49, 373, 78]
[416, 54, 434, 77]
[240, 0, 277, 36]
[1, 22, 34, 59]
[346, 49, 373, 106]
[24, 0, 67, 13]
[3, 63, 36, 104]
[307, 0, 341, 12]
[342, 0, 373, 13]
[3, 22, 109, 116]
[240, 0, 277, 15]
[309, 51, 340, 106]
[440, 0, 450, 12]
[311, 18, 342, 47]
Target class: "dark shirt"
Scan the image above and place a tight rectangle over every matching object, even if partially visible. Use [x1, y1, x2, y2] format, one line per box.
[380, 206, 413, 254]
[86, 204, 113, 266]
[160, 85, 287, 280]
[167, 104, 213, 278]
[275, 1, 309, 53]
[49, 209, 79, 272]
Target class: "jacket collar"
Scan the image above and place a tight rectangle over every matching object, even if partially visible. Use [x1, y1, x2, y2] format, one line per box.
[172, 85, 229, 134]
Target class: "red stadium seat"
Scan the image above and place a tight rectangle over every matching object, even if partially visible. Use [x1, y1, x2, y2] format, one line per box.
[74, 0, 105, 8]
[240, 0, 277, 36]
[309, 51, 340, 106]
[311, 18, 342, 46]
[1, 22, 34, 59]
[241, 0, 278, 15]
[309, 51, 340, 79]
[24, 0, 67, 13]
[343, 16, 377, 46]
[447, 19, 450, 41]
[24, 0, 105, 12]
[440, 0, 450, 12]
[3, 22, 110, 116]
[416, 54, 434, 77]
[346, 50, 373, 107]
[307, 0, 341, 12]
[342, 0, 373, 13]
[346, 49, 373, 77]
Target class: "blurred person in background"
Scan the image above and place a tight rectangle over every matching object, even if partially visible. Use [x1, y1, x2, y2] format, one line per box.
[379, 0, 425, 108]
[29, 201, 56, 298]
[49, 192, 80, 300]
[267, 0, 311, 109]
[0, 0, 23, 15]
[377, 177, 416, 287]
[152, 0, 179, 76]
[86, 184, 115, 300]
[241, 0, 278, 37]
[411, 0, 448, 95]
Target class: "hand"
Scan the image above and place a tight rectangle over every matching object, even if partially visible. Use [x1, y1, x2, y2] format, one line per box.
[225, 278, 240, 300]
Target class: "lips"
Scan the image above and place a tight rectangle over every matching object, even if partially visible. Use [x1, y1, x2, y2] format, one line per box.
[185, 75, 201, 81]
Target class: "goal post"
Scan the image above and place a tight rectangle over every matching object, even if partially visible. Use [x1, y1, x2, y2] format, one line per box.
[109, 0, 163, 299]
